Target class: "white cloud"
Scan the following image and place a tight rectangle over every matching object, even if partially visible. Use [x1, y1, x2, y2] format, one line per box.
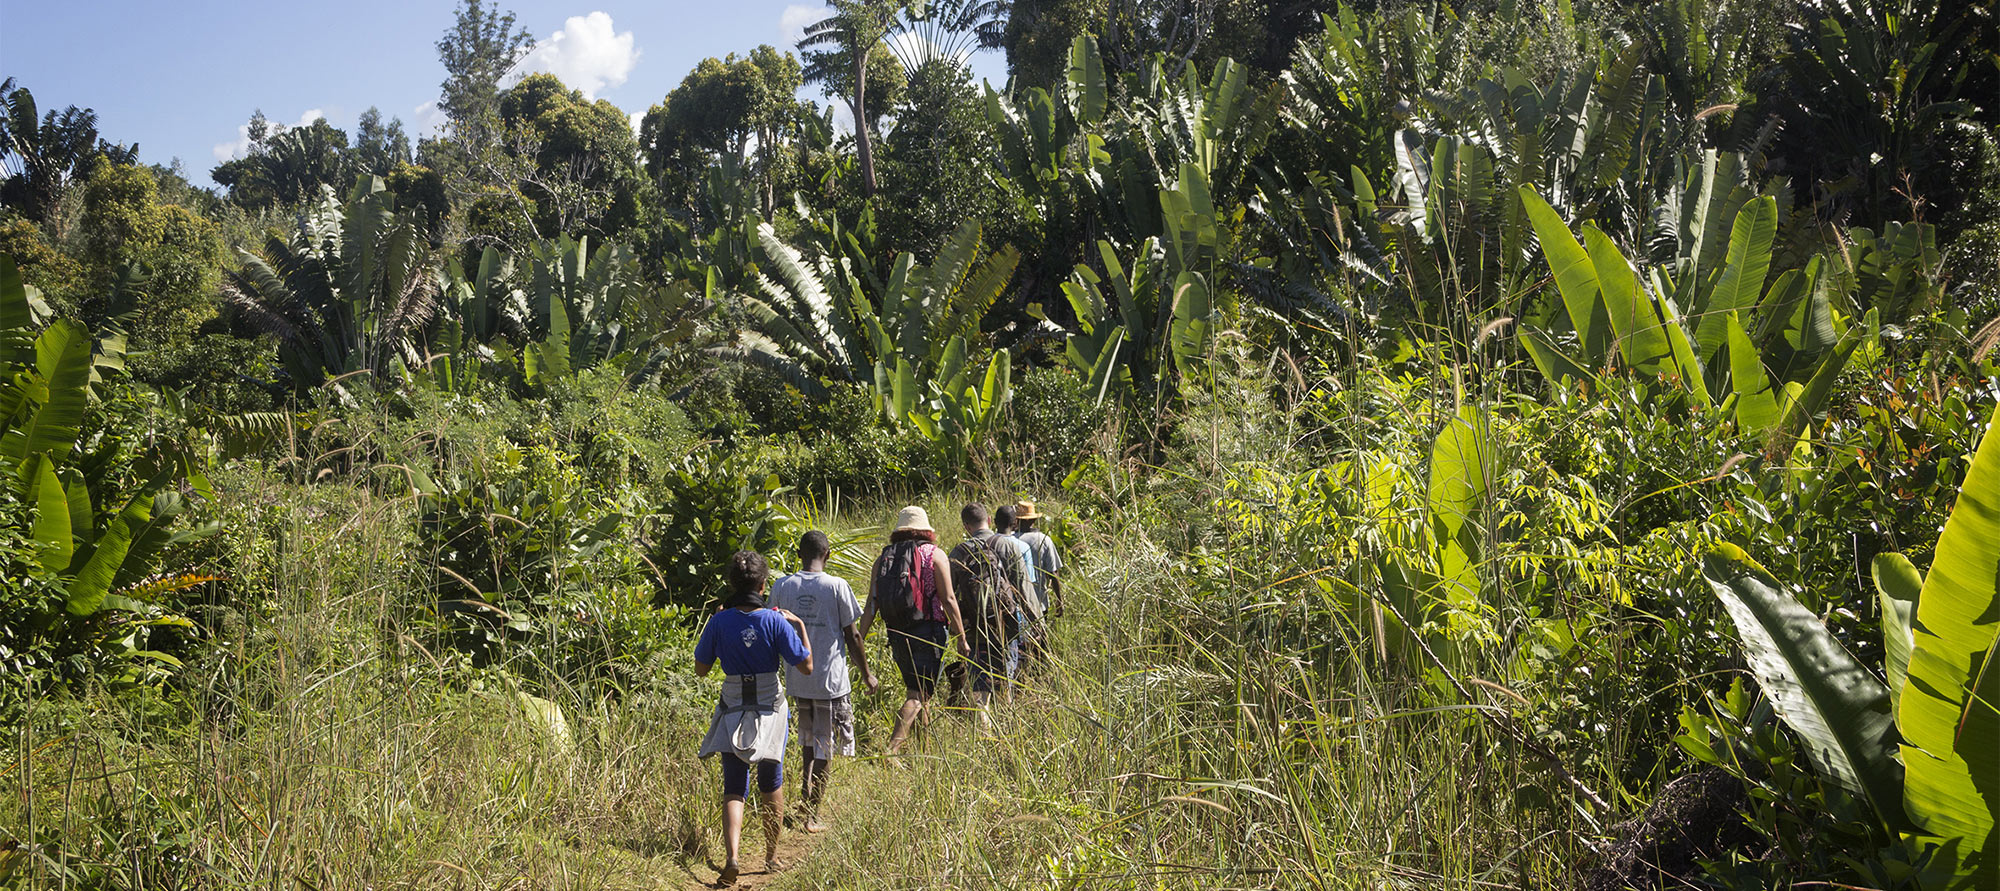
[508, 11, 638, 100]
[628, 110, 645, 135]
[779, 5, 828, 49]
[212, 108, 326, 162]
[413, 100, 448, 138]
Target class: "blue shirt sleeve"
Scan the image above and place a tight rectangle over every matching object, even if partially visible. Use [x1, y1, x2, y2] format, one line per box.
[769, 611, 810, 666]
[694, 612, 719, 665]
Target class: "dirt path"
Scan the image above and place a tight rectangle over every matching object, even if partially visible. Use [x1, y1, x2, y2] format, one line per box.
[676, 812, 824, 891]
[677, 759, 879, 891]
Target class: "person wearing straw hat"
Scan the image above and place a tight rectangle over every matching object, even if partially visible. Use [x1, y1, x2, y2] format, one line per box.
[1011, 500, 1064, 670]
[857, 506, 969, 756]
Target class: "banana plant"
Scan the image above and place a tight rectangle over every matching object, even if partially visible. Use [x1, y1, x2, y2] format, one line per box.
[1702, 402, 2000, 886]
[222, 175, 440, 390]
[1521, 185, 1873, 455]
[1, 255, 215, 675]
[907, 338, 1011, 470]
[730, 218, 1018, 428]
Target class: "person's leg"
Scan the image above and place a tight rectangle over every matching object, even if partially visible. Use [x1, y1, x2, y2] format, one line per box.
[889, 692, 923, 754]
[797, 745, 816, 809]
[757, 760, 785, 868]
[805, 758, 831, 830]
[720, 754, 750, 883]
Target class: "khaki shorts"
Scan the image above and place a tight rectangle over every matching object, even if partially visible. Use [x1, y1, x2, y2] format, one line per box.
[792, 695, 854, 757]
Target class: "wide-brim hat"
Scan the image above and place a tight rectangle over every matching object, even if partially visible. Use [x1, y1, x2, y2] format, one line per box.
[1014, 500, 1043, 520]
[893, 505, 934, 533]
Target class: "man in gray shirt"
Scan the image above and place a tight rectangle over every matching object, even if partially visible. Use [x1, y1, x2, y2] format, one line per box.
[951, 503, 1031, 727]
[1011, 500, 1064, 671]
[768, 531, 877, 832]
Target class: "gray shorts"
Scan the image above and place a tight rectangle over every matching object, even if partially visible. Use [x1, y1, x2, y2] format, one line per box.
[792, 695, 855, 757]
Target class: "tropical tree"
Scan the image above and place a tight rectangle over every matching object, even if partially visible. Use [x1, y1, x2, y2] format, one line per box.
[0, 78, 139, 237]
[799, 0, 912, 198]
[640, 48, 804, 220]
[495, 74, 650, 241]
[435, 0, 536, 133]
[211, 117, 354, 211]
[223, 176, 441, 390]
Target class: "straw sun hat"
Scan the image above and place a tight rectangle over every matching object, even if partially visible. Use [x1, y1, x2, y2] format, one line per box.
[892, 505, 935, 533]
[1013, 500, 1043, 520]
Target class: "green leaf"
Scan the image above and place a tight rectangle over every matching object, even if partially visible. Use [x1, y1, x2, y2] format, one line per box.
[1428, 406, 1491, 619]
[1777, 309, 1869, 443]
[1873, 552, 1922, 713]
[1702, 543, 1907, 832]
[1694, 196, 1777, 366]
[6, 319, 92, 462]
[20, 454, 71, 575]
[1901, 404, 2000, 879]
[1065, 34, 1106, 125]
[1584, 225, 1674, 379]
[1727, 312, 1782, 436]
[978, 348, 1011, 428]
[67, 492, 152, 616]
[1083, 326, 1125, 408]
[1519, 324, 1596, 390]
[1520, 187, 1611, 365]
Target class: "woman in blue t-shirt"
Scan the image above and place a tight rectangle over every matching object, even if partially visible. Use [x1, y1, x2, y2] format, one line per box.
[694, 551, 813, 886]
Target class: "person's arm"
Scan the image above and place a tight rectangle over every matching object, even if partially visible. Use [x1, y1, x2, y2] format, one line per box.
[843, 623, 879, 695]
[695, 661, 714, 677]
[857, 554, 880, 640]
[936, 547, 971, 656]
[772, 608, 815, 675]
[1049, 570, 1065, 618]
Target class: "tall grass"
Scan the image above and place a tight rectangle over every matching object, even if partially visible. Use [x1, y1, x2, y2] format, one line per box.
[9, 355, 1614, 890]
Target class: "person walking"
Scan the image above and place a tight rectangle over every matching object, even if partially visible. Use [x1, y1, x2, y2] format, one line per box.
[950, 503, 1031, 730]
[1011, 500, 1064, 669]
[857, 506, 969, 757]
[694, 551, 814, 887]
[768, 531, 878, 832]
[993, 505, 1044, 678]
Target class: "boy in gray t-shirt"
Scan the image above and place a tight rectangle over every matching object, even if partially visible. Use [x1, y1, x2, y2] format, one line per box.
[768, 531, 877, 832]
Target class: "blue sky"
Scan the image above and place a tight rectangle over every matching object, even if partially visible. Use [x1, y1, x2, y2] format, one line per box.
[0, 1, 1006, 186]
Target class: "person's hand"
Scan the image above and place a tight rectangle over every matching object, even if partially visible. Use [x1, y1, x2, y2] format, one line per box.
[864, 671, 881, 696]
[771, 607, 798, 621]
[956, 638, 972, 658]
[1051, 604, 1064, 619]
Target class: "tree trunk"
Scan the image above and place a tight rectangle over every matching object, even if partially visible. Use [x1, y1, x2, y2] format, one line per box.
[852, 45, 876, 199]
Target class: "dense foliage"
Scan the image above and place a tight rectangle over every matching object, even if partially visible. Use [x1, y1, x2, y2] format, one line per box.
[3, 0, 1998, 886]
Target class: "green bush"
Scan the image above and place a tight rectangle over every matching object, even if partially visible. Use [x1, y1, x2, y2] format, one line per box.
[640, 451, 795, 610]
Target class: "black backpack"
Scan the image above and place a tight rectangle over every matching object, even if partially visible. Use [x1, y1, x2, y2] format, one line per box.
[953, 536, 1022, 639]
[873, 540, 927, 628]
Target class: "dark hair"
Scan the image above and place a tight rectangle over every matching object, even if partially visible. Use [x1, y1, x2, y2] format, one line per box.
[960, 503, 990, 528]
[994, 505, 1018, 532]
[889, 528, 937, 545]
[726, 550, 770, 604]
[798, 530, 831, 562]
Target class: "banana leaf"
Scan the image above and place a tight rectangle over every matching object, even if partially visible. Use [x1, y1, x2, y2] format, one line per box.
[5, 319, 92, 462]
[1703, 543, 1907, 832]
[1693, 196, 1776, 367]
[1900, 404, 2000, 881]
[1727, 312, 1782, 435]
[1872, 552, 1922, 713]
[21, 453, 70, 576]
[1520, 187, 1612, 365]
[1066, 34, 1106, 126]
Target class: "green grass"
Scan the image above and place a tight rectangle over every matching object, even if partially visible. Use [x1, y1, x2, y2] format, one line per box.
[4, 470, 1587, 889]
